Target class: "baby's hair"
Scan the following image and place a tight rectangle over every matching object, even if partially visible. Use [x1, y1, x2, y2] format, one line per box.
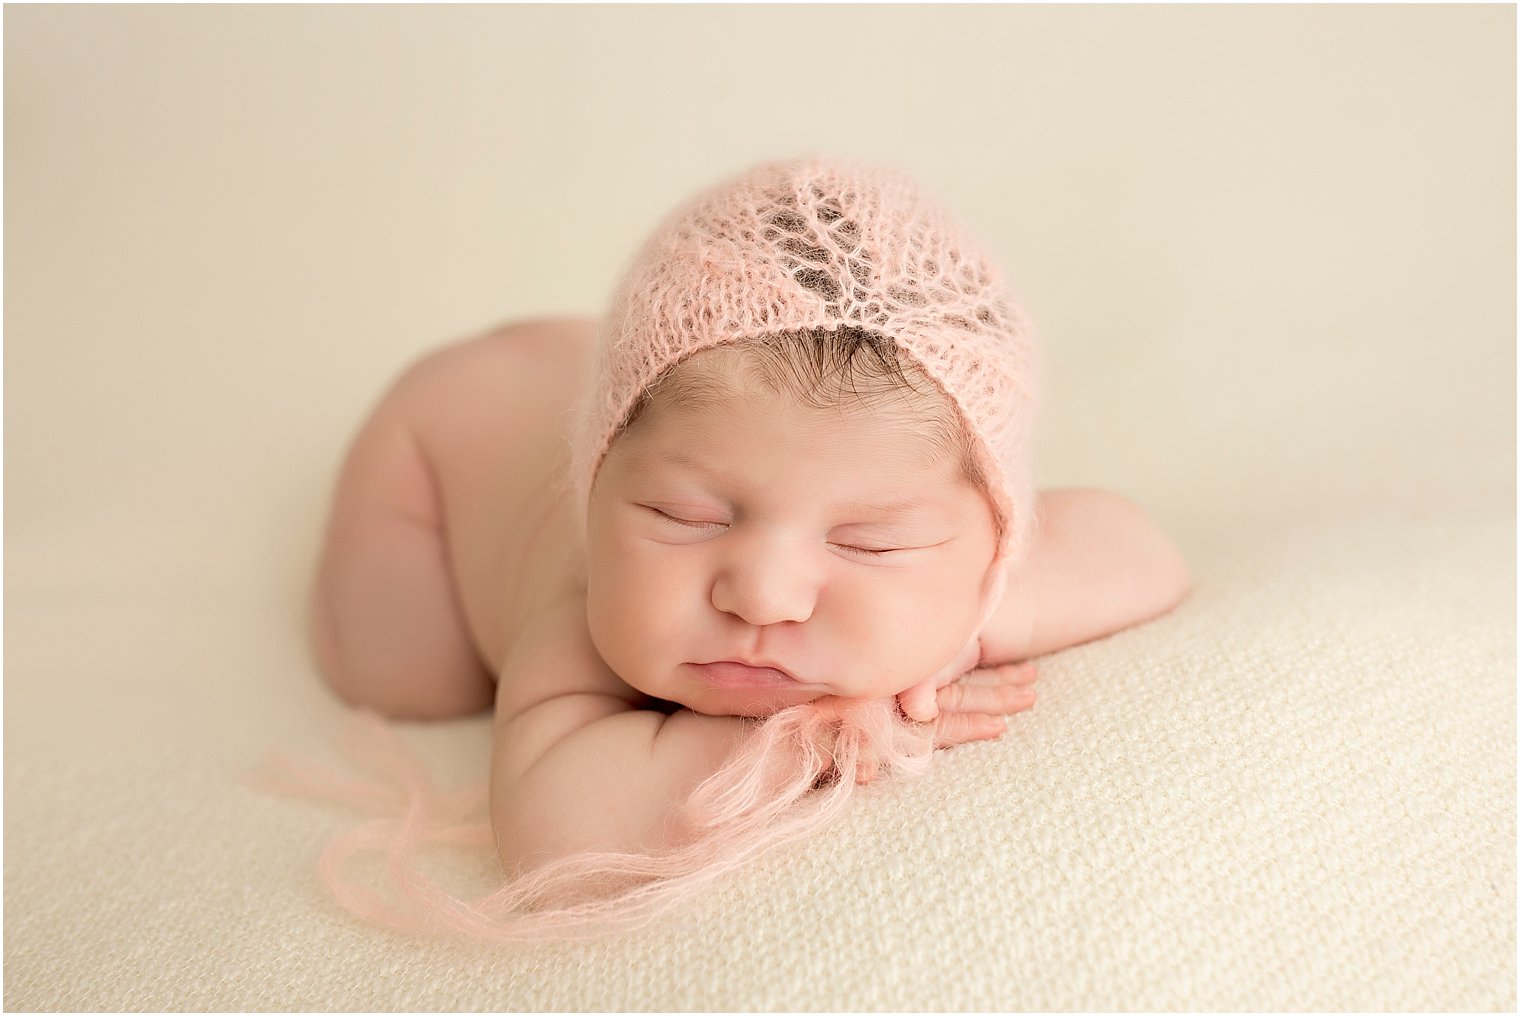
[615, 325, 989, 495]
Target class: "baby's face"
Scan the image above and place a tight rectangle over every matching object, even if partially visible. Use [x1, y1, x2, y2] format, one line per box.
[584, 351, 998, 718]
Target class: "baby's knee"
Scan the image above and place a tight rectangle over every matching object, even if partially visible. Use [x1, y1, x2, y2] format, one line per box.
[306, 576, 493, 720]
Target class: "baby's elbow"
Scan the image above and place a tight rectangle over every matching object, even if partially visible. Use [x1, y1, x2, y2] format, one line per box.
[1089, 489, 1191, 625]
[490, 782, 592, 905]
[489, 780, 536, 877]
[1134, 511, 1192, 621]
[1156, 541, 1192, 616]
[489, 799, 599, 911]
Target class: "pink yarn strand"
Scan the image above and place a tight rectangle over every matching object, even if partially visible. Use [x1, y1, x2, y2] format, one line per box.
[255, 698, 934, 941]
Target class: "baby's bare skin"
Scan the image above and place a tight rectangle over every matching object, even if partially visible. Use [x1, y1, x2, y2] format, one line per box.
[311, 317, 595, 714]
[309, 316, 1190, 864]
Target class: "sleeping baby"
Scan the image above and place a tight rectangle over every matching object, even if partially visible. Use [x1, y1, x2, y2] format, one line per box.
[304, 156, 1191, 933]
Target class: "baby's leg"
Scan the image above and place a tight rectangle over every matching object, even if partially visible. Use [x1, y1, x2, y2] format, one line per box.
[308, 379, 494, 720]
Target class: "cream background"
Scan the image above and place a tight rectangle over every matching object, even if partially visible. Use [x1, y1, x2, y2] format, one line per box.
[4, 5, 1514, 1010]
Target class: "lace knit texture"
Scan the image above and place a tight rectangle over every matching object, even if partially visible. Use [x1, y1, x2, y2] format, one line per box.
[571, 156, 1042, 579]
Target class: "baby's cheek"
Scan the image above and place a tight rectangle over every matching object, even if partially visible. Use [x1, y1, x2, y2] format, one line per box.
[853, 579, 977, 687]
[588, 554, 693, 676]
[587, 561, 652, 664]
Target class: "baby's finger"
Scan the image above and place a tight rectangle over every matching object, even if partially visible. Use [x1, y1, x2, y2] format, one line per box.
[934, 710, 1007, 750]
[1005, 661, 1039, 687]
[854, 746, 881, 785]
[938, 679, 1037, 716]
[955, 660, 1039, 688]
[896, 680, 940, 723]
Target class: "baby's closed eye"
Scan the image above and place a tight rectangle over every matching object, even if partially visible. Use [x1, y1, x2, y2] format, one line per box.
[637, 501, 952, 563]
[645, 507, 897, 554]
[644, 505, 727, 531]
[828, 541, 902, 558]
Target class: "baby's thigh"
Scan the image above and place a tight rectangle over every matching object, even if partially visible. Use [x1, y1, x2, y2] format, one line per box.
[378, 318, 596, 665]
[310, 379, 493, 718]
[309, 317, 594, 715]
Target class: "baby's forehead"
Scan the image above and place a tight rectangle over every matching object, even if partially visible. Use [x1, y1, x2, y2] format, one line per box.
[629, 359, 952, 470]
[650, 342, 936, 420]
[604, 335, 984, 489]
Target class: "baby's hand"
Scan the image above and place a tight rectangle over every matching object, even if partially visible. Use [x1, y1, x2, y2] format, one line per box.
[849, 661, 1039, 785]
[925, 660, 1039, 749]
[896, 635, 982, 723]
[896, 632, 1039, 728]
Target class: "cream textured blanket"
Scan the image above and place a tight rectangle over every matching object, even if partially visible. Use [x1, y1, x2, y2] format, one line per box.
[4, 5, 1513, 1010]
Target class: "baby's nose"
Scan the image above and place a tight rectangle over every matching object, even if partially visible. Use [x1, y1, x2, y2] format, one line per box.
[710, 541, 819, 627]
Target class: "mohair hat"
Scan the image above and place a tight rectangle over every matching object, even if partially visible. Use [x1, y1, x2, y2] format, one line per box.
[572, 155, 1041, 615]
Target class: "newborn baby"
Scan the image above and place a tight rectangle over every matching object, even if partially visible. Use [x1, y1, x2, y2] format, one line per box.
[307, 158, 1190, 890]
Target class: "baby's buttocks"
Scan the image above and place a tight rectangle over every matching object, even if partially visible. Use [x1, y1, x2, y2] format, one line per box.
[403, 316, 600, 676]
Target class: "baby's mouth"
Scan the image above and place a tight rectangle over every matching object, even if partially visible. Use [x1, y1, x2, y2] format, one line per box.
[689, 660, 800, 688]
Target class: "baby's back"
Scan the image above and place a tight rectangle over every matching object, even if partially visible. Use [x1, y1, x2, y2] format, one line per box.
[398, 316, 600, 675]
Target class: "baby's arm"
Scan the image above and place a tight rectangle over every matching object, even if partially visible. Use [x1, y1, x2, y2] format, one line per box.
[487, 599, 996, 874]
[488, 600, 755, 877]
[980, 487, 1191, 664]
[899, 488, 1189, 722]
[492, 699, 752, 875]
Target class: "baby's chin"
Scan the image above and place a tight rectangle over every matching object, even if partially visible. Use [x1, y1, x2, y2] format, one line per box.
[666, 684, 833, 719]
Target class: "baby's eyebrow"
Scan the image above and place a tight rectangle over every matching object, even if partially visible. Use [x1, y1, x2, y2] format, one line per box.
[651, 450, 948, 520]
[832, 496, 939, 521]
[651, 449, 735, 482]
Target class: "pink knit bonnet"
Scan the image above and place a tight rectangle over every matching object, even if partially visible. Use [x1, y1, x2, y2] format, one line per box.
[572, 156, 1041, 611]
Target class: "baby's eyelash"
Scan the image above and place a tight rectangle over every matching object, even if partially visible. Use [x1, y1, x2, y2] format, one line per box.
[648, 507, 726, 531]
[831, 543, 897, 558]
[645, 506, 904, 555]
